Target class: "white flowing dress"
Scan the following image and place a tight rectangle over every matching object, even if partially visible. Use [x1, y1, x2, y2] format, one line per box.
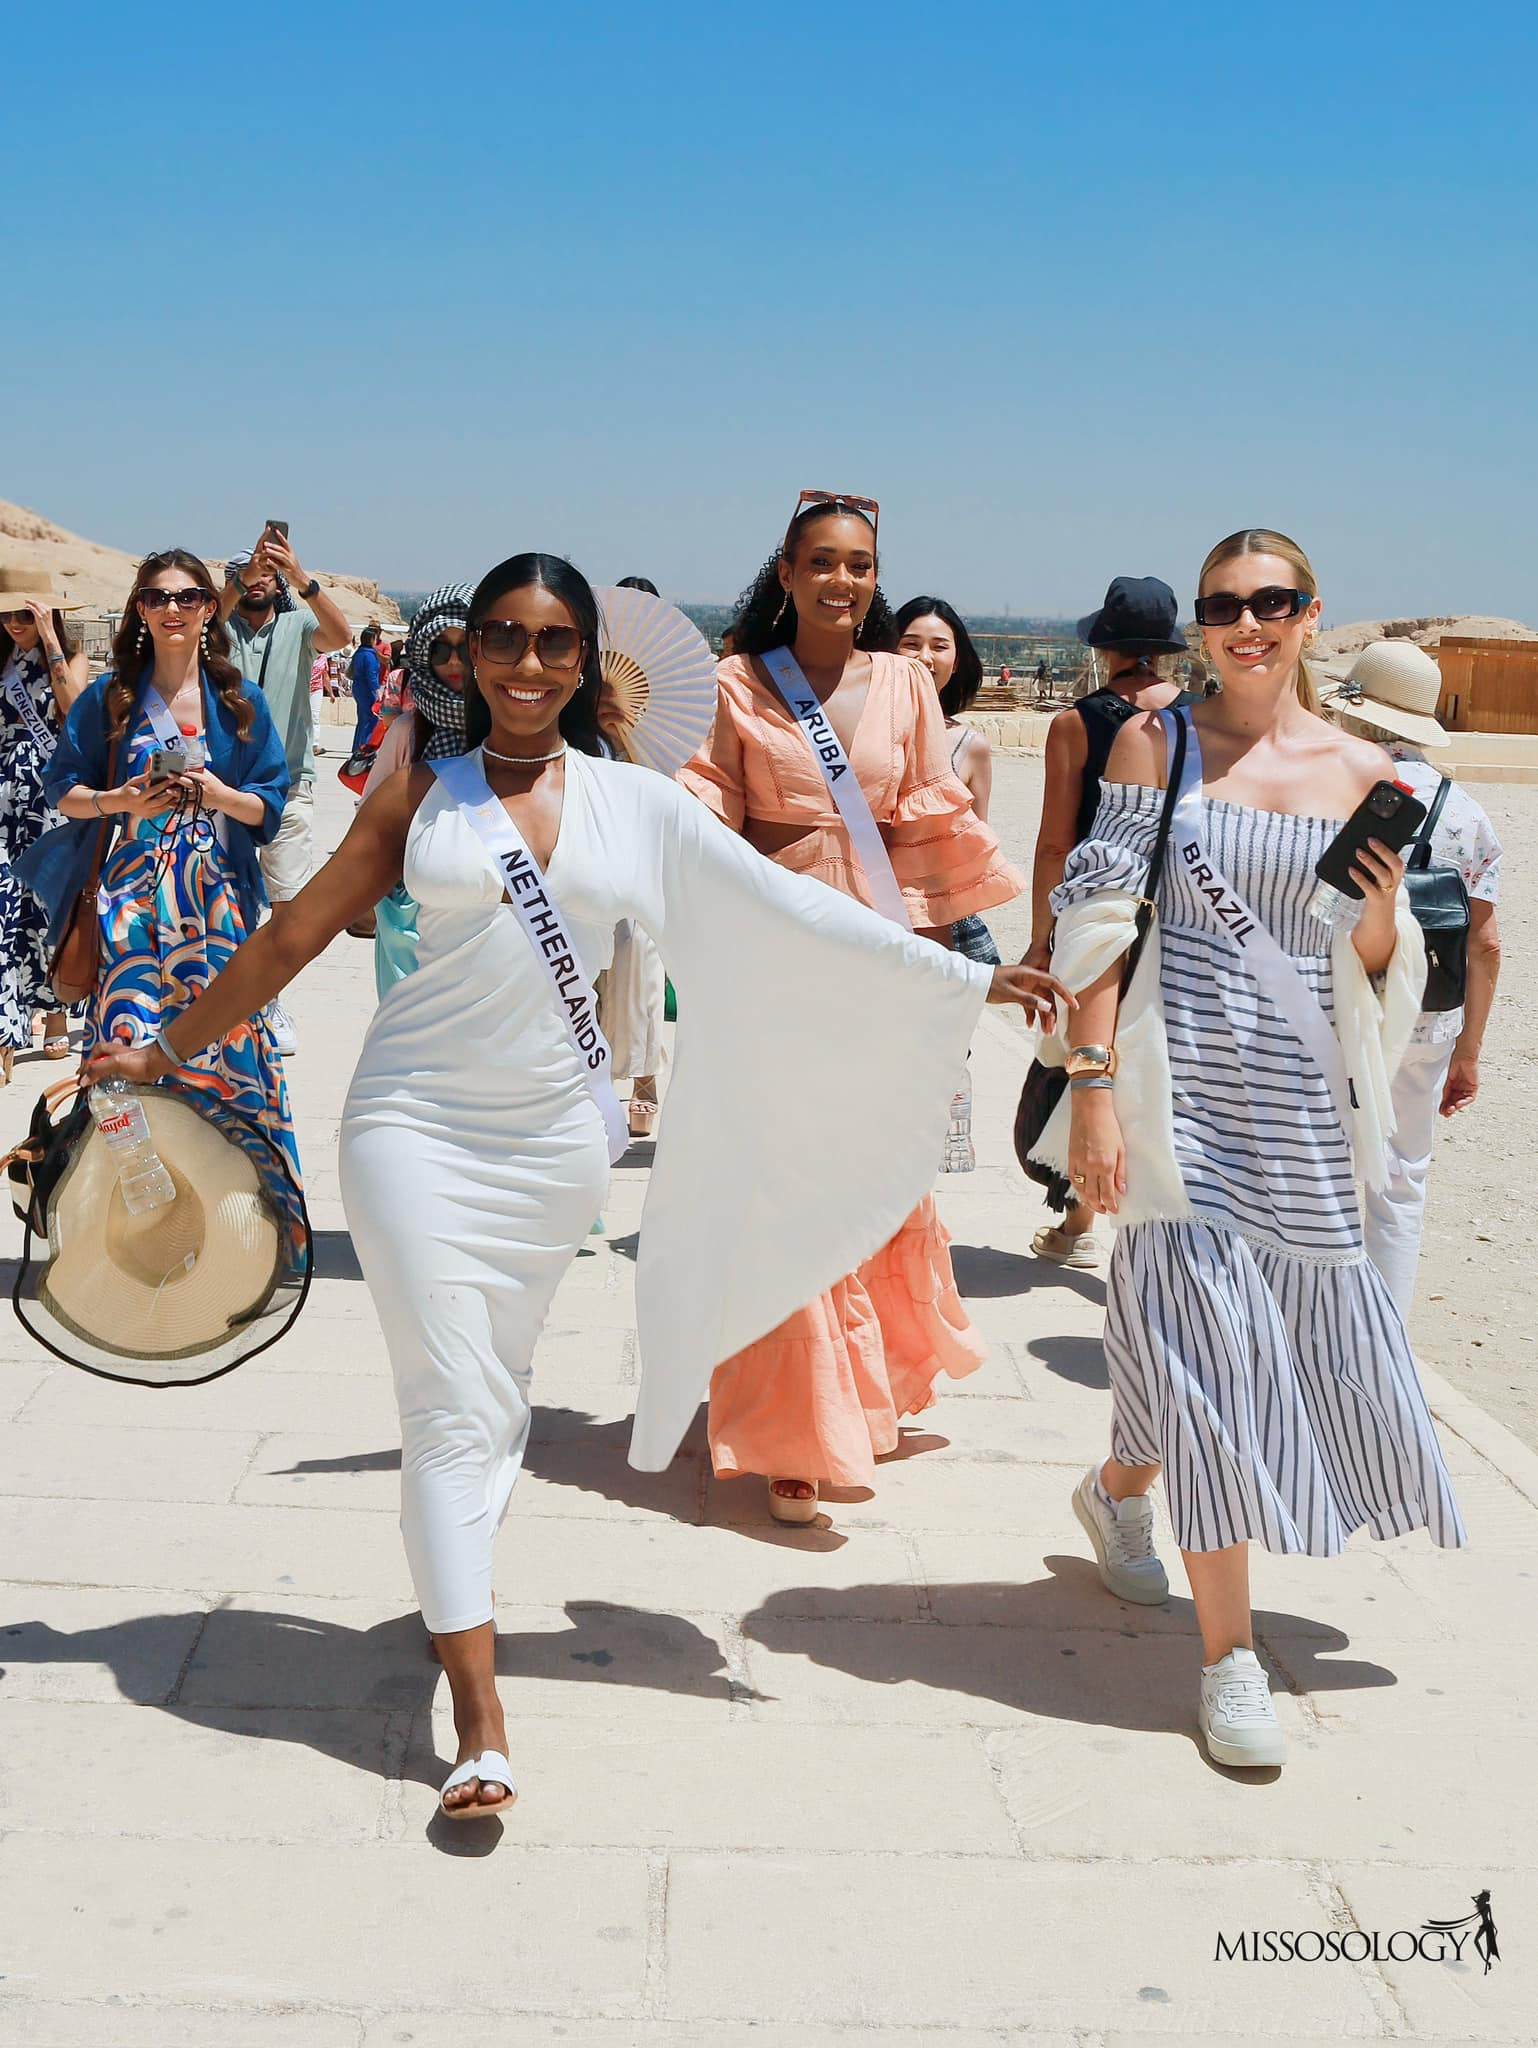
[339, 748, 989, 1632]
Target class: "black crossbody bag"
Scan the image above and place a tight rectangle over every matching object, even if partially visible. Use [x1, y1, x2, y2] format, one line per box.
[1014, 715, 1188, 1210]
[1405, 776, 1470, 1013]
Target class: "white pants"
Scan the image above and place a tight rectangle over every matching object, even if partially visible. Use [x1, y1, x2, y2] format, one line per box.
[1363, 1038, 1454, 1318]
[259, 784, 316, 905]
[597, 918, 667, 1080]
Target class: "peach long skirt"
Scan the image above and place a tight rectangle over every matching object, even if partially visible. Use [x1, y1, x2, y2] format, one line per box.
[706, 1193, 985, 1486]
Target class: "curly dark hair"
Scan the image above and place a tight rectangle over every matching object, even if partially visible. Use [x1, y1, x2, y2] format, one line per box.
[464, 552, 604, 757]
[731, 502, 897, 657]
[892, 595, 985, 717]
[106, 549, 250, 741]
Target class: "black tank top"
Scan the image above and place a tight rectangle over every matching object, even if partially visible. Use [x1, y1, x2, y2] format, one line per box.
[1072, 685, 1201, 843]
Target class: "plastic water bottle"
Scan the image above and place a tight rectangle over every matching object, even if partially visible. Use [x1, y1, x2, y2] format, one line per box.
[1308, 880, 1365, 933]
[89, 1077, 176, 1214]
[942, 1075, 976, 1174]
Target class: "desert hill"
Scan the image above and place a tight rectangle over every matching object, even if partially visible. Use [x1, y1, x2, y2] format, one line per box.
[1315, 613, 1536, 660]
[0, 499, 402, 629]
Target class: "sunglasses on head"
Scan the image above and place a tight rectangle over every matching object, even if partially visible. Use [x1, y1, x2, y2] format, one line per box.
[788, 488, 880, 548]
[139, 586, 212, 612]
[472, 621, 585, 671]
[1194, 586, 1313, 628]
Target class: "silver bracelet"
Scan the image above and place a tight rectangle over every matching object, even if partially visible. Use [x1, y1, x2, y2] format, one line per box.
[153, 1027, 181, 1068]
[1069, 1074, 1115, 1092]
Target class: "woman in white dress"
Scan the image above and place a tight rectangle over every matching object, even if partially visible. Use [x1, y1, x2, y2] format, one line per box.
[90, 551, 1070, 1818]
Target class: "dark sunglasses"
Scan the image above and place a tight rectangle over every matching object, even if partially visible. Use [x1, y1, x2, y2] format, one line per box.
[427, 636, 469, 668]
[1194, 586, 1313, 628]
[789, 488, 880, 547]
[472, 621, 585, 671]
[140, 586, 212, 612]
[0, 608, 40, 626]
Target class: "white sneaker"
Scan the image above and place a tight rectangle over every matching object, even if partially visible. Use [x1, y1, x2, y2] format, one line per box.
[1033, 1223, 1099, 1269]
[265, 997, 298, 1058]
[1072, 1467, 1169, 1604]
[1198, 1648, 1286, 1768]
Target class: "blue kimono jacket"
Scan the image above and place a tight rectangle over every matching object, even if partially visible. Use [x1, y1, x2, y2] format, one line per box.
[20, 670, 290, 940]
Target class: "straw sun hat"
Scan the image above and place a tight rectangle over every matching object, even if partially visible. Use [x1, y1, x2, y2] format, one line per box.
[20, 1085, 307, 1386]
[1317, 640, 1450, 749]
[0, 566, 86, 615]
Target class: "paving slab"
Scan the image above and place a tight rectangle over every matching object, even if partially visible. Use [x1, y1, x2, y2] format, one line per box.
[662, 1852, 1387, 2034]
[0, 1835, 650, 2017]
[0, 2006, 360, 2048]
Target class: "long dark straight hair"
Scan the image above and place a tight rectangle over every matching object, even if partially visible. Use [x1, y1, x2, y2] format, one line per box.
[892, 595, 985, 716]
[0, 609, 78, 671]
[731, 504, 897, 657]
[106, 549, 250, 741]
[464, 553, 604, 757]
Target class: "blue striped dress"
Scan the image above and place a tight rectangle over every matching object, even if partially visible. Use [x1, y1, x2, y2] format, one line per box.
[1056, 785, 1465, 1557]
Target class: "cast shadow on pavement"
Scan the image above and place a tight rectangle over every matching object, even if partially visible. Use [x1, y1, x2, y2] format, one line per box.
[0, 1599, 760, 1846]
[266, 1410, 855, 1552]
[950, 1241, 1107, 1309]
[741, 1554, 1398, 1765]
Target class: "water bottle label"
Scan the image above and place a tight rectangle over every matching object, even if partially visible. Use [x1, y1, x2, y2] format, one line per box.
[97, 1103, 148, 1146]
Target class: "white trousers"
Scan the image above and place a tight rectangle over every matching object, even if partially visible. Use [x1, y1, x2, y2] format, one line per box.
[1363, 1038, 1454, 1319]
[597, 918, 668, 1080]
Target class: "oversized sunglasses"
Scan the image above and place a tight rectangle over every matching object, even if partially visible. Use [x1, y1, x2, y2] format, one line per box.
[1194, 586, 1313, 628]
[139, 586, 212, 611]
[0, 608, 40, 626]
[427, 636, 469, 668]
[789, 488, 880, 546]
[472, 620, 585, 670]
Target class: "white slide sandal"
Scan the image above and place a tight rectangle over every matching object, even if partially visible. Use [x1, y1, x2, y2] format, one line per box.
[439, 1750, 518, 1820]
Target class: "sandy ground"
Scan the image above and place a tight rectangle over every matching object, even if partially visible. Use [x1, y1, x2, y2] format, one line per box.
[984, 750, 1537, 1453]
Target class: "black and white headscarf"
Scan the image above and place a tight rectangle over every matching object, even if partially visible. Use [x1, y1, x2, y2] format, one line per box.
[404, 582, 475, 760]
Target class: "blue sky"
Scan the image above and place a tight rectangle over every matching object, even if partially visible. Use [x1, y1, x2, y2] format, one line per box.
[11, 1, 1536, 624]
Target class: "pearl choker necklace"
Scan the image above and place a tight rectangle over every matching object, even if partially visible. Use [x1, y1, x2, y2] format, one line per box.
[483, 742, 568, 766]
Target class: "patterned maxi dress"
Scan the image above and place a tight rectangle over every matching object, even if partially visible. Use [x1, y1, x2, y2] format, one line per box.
[1054, 783, 1465, 1557]
[84, 706, 302, 1196]
[0, 650, 74, 1049]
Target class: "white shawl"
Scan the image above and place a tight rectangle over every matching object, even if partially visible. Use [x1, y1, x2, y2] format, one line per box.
[1032, 886, 1425, 1228]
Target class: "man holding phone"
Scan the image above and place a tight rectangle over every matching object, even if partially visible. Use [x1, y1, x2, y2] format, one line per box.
[219, 525, 351, 1053]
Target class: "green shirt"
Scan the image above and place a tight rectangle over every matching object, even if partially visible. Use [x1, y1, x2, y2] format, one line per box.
[224, 607, 317, 784]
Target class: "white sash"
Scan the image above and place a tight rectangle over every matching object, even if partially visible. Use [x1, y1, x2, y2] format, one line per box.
[143, 692, 184, 749]
[760, 648, 911, 928]
[1162, 709, 1355, 1132]
[432, 752, 629, 1165]
[1, 655, 56, 754]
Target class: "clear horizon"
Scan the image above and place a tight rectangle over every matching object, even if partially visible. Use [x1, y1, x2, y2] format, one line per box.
[8, 1, 1536, 628]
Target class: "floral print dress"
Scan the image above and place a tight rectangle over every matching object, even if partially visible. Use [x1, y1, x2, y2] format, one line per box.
[84, 704, 302, 1193]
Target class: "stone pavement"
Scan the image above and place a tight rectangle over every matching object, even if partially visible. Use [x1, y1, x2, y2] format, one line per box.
[1, 771, 1534, 2046]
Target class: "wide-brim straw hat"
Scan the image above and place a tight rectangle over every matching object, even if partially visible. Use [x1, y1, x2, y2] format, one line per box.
[0, 566, 87, 615]
[17, 1083, 310, 1386]
[1317, 640, 1450, 749]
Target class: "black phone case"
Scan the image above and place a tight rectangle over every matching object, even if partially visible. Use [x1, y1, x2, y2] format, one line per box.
[1314, 780, 1428, 898]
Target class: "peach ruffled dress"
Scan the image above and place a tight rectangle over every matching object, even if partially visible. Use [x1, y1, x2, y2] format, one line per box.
[679, 652, 1025, 1485]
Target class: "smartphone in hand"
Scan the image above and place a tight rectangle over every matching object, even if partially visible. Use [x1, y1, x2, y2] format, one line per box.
[1314, 780, 1427, 900]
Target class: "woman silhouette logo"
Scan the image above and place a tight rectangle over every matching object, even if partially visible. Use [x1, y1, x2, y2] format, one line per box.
[1422, 1890, 1500, 1973]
